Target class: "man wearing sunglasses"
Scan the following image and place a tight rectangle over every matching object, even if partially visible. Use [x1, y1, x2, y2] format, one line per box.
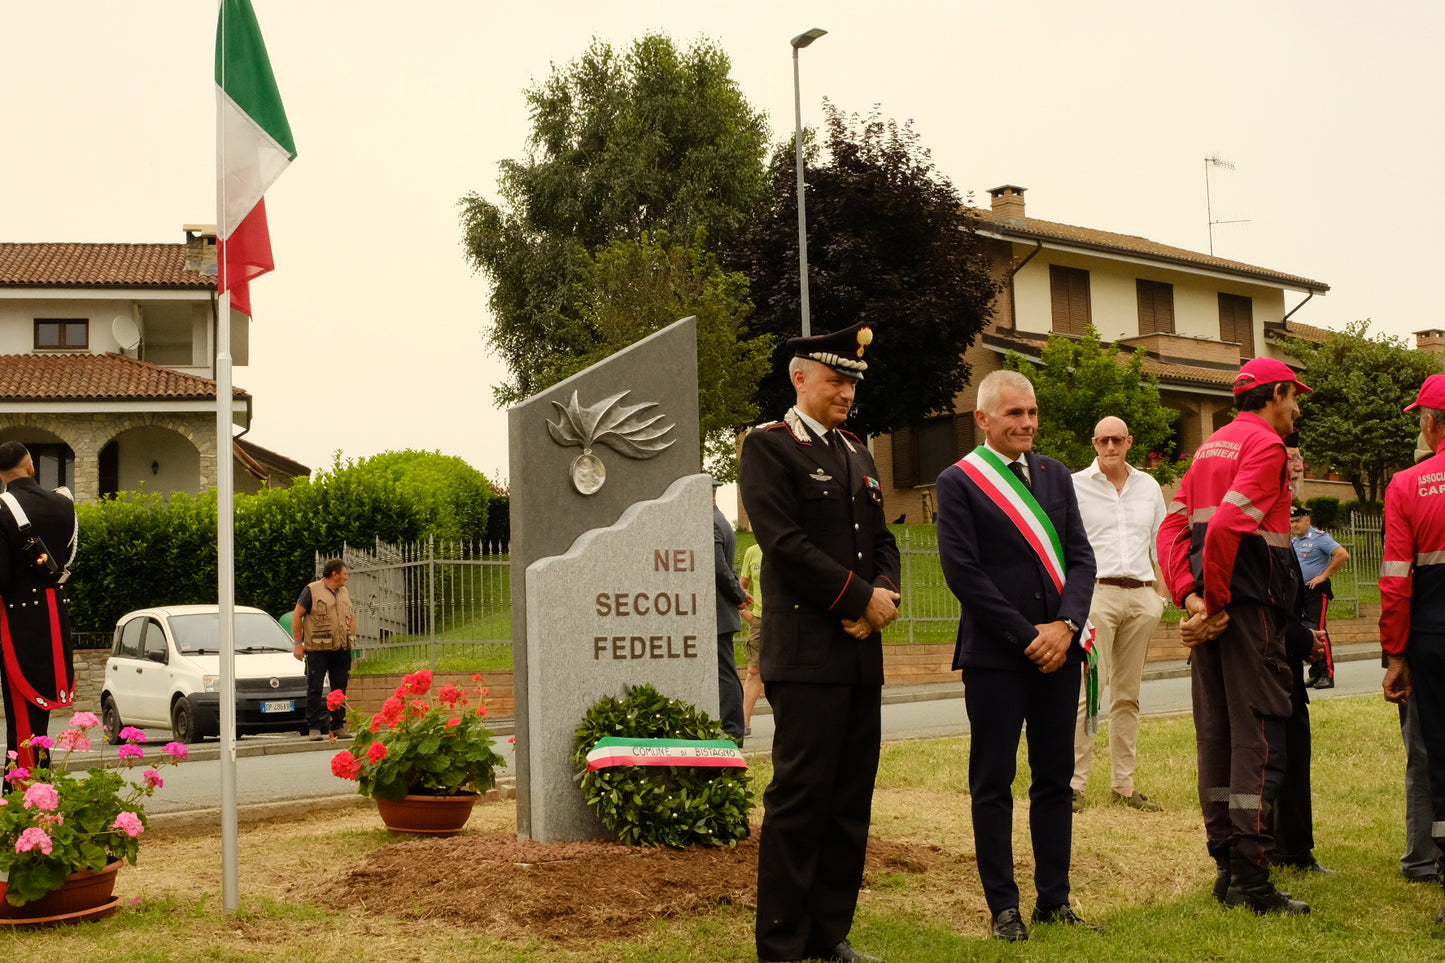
[1069, 417, 1167, 814]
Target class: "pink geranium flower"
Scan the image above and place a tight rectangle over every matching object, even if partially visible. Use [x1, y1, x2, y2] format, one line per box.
[15, 827, 53, 854]
[68, 711, 101, 729]
[22, 783, 59, 811]
[56, 729, 91, 752]
[5, 767, 31, 784]
[112, 812, 144, 838]
[142, 769, 164, 790]
[27, 735, 53, 751]
[117, 744, 145, 763]
[161, 742, 189, 761]
[118, 726, 148, 743]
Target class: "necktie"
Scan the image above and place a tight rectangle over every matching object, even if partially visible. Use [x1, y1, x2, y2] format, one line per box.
[1008, 460, 1031, 493]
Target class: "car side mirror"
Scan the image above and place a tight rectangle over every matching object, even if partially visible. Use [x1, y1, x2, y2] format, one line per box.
[147, 650, 167, 665]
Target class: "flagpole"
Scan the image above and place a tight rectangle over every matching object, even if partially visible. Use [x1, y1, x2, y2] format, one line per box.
[216, 0, 241, 913]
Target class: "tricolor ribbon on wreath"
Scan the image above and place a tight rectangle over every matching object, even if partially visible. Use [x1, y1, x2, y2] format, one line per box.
[585, 737, 748, 771]
[955, 446, 1100, 734]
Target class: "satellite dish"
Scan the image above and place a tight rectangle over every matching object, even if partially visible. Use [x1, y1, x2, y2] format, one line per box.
[112, 316, 141, 352]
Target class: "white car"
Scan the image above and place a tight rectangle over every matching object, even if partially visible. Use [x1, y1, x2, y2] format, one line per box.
[101, 604, 310, 743]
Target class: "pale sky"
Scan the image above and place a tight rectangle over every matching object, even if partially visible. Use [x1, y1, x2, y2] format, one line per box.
[3, 1, 1441, 494]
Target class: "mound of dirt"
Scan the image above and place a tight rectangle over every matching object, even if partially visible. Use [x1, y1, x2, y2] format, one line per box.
[330, 832, 951, 946]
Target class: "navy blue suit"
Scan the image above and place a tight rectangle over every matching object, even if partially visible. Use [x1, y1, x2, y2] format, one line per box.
[935, 449, 1095, 915]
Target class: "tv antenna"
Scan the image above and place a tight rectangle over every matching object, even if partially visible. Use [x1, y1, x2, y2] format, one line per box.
[1204, 155, 1250, 255]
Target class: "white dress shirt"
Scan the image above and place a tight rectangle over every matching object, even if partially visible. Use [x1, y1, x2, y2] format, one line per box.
[792, 407, 833, 444]
[1071, 458, 1165, 582]
[983, 440, 1029, 484]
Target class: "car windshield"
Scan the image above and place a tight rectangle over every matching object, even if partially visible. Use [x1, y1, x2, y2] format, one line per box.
[169, 612, 292, 654]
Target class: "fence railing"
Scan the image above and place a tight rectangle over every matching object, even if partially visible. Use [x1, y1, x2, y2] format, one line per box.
[324, 515, 1389, 671]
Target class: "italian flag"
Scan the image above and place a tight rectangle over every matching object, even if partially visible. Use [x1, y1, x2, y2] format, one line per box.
[585, 737, 747, 771]
[215, 0, 295, 318]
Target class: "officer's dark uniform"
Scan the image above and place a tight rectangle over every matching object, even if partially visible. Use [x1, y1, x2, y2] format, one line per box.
[0, 474, 78, 767]
[739, 323, 900, 963]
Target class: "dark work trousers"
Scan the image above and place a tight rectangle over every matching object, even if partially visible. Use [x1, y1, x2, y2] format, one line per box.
[1270, 667, 1315, 865]
[1302, 589, 1334, 683]
[717, 631, 745, 743]
[1406, 632, 1445, 851]
[755, 681, 881, 962]
[1400, 696, 1444, 879]
[963, 661, 1081, 915]
[304, 648, 350, 733]
[1191, 603, 1293, 866]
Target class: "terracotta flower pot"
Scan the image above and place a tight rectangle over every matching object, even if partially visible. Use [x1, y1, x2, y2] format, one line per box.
[374, 793, 478, 836]
[0, 859, 122, 925]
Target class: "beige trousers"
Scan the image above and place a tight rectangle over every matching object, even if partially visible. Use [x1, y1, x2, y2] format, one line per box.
[1072, 583, 1166, 793]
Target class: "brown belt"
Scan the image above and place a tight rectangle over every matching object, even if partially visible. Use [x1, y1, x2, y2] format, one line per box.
[1097, 576, 1153, 589]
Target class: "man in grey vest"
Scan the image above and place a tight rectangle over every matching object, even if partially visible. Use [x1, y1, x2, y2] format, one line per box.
[714, 478, 750, 744]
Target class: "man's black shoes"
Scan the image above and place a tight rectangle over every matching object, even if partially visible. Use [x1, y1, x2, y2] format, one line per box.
[1031, 904, 1104, 932]
[991, 908, 1028, 941]
[818, 939, 881, 962]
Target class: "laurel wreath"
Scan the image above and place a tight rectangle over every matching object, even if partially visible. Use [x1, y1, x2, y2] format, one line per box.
[572, 683, 753, 848]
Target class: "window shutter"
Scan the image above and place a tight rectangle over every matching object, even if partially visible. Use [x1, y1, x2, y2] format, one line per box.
[953, 413, 975, 459]
[1137, 280, 1175, 335]
[1050, 265, 1091, 335]
[892, 427, 918, 488]
[1219, 294, 1254, 356]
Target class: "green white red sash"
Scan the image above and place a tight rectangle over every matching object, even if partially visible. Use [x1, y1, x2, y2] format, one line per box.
[585, 737, 747, 771]
[954, 446, 1100, 730]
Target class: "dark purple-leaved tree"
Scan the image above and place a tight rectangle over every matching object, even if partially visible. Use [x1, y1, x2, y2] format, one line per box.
[728, 102, 999, 436]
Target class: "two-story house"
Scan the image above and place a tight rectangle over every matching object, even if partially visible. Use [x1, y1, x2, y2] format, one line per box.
[876, 184, 1334, 521]
[0, 226, 307, 501]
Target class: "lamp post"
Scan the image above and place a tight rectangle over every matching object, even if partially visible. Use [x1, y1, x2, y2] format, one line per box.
[791, 27, 826, 337]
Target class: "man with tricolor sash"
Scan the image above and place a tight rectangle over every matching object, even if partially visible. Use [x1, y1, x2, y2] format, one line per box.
[1157, 356, 1310, 915]
[1380, 373, 1445, 924]
[934, 369, 1098, 942]
[740, 321, 900, 963]
[0, 442, 77, 770]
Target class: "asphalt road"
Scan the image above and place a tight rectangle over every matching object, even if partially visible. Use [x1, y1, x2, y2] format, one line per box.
[18, 650, 1388, 830]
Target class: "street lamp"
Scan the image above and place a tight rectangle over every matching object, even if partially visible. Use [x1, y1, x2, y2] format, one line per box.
[791, 27, 826, 337]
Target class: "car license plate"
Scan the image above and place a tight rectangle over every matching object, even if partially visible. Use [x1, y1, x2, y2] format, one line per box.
[261, 700, 295, 714]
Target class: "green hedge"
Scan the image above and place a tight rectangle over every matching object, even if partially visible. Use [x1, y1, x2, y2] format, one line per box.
[67, 451, 493, 635]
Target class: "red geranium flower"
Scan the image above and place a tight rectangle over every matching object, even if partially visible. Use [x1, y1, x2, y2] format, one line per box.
[330, 751, 362, 780]
[366, 742, 389, 764]
[326, 690, 347, 712]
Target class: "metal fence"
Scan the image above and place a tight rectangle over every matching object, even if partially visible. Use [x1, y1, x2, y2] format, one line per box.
[324, 538, 511, 670]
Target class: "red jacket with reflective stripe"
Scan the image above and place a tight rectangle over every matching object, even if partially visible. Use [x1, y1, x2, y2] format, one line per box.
[1379, 443, 1445, 655]
[1157, 411, 1294, 613]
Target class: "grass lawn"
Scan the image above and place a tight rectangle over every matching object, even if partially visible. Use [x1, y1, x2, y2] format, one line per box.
[15, 694, 1440, 961]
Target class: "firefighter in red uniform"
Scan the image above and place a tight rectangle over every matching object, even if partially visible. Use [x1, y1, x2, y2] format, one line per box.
[1158, 357, 1311, 915]
[1380, 373, 1445, 924]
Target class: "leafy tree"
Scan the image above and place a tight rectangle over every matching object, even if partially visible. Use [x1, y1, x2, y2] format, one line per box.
[350, 450, 493, 542]
[1282, 319, 1444, 501]
[459, 33, 771, 407]
[729, 103, 999, 436]
[1003, 325, 1182, 481]
[559, 231, 773, 480]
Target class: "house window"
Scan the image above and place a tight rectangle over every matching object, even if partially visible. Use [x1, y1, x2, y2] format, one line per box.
[1136, 280, 1175, 335]
[27, 444, 74, 490]
[34, 319, 89, 350]
[1218, 294, 1254, 356]
[891, 414, 975, 488]
[1049, 266, 1091, 335]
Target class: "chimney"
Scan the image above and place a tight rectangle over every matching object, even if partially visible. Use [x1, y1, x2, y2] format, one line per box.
[988, 184, 1027, 223]
[1417, 329, 1445, 356]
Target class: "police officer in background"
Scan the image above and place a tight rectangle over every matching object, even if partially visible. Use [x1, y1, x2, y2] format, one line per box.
[740, 321, 900, 963]
[1381, 373, 1445, 923]
[0, 442, 78, 768]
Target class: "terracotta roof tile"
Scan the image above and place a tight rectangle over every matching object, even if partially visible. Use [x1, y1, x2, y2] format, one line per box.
[235, 437, 309, 478]
[973, 209, 1329, 293]
[1265, 318, 1336, 345]
[0, 353, 246, 401]
[0, 243, 214, 289]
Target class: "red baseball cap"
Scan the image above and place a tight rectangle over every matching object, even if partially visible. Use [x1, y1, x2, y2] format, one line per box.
[1404, 373, 1445, 412]
[1231, 357, 1312, 397]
